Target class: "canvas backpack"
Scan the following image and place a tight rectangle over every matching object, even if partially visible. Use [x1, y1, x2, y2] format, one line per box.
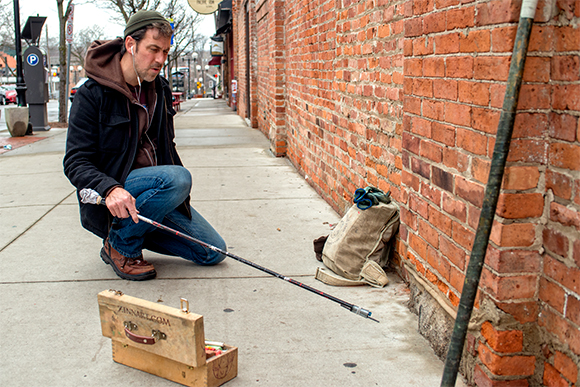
[314, 187, 400, 288]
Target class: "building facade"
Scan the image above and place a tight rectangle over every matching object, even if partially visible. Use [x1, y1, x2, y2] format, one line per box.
[224, 1, 580, 385]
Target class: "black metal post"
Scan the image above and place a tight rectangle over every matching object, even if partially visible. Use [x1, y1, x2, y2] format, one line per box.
[440, 1, 538, 386]
[186, 56, 191, 99]
[13, 0, 26, 106]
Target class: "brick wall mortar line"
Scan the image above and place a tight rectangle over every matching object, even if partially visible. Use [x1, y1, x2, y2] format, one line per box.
[543, 222, 580, 257]
[479, 340, 538, 357]
[549, 110, 580, 117]
[478, 292, 539, 309]
[543, 275, 580, 316]
[541, 301, 580, 330]
[406, 247, 459, 298]
[402, 123, 492, 163]
[482, 262, 544, 278]
[408, 222, 471, 262]
[487, 215, 545, 226]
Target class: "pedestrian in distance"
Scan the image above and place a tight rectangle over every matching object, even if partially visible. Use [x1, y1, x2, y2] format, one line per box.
[63, 10, 226, 281]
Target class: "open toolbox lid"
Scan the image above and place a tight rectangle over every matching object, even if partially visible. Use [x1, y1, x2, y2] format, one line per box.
[98, 289, 207, 367]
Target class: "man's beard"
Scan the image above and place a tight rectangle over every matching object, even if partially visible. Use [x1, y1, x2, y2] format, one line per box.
[138, 64, 162, 83]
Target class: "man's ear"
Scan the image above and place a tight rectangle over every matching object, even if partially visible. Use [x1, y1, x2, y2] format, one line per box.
[125, 36, 135, 54]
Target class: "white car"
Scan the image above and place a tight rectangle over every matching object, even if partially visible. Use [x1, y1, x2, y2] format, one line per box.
[70, 78, 89, 102]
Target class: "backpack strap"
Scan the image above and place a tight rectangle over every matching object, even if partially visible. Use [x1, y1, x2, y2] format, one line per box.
[360, 260, 390, 287]
[315, 267, 366, 286]
[315, 261, 389, 288]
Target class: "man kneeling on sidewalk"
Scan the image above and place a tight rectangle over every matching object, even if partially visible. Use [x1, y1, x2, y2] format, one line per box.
[63, 11, 226, 280]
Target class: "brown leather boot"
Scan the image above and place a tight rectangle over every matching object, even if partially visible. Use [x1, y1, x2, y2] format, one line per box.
[100, 239, 156, 281]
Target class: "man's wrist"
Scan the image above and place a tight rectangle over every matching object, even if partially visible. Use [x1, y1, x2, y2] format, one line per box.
[104, 185, 123, 198]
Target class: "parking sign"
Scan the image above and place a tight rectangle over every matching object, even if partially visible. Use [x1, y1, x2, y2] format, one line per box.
[26, 53, 39, 66]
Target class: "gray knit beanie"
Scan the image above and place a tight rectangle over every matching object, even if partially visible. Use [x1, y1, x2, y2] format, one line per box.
[124, 10, 170, 38]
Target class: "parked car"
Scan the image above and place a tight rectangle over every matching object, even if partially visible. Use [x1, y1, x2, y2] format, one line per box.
[0, 84, 16, 104]
[70, 77, 89, 101]
[4, 85, 17, 104]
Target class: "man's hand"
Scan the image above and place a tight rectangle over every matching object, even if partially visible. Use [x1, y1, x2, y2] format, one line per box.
[106, 187, 139, 224]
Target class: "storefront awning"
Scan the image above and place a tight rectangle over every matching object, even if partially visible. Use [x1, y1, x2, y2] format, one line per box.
[215, 0, 232, 35]
[208, 56, 222, 66]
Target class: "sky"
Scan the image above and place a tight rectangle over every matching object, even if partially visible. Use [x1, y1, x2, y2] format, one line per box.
[19, 1, 217, 41]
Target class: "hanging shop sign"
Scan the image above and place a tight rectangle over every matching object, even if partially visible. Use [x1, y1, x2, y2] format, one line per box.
[187, 0, 222, 15]
[211, 40, 223, 56]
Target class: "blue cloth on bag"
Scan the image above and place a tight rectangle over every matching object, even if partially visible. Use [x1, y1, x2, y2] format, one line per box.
[353, 186, 391, 210]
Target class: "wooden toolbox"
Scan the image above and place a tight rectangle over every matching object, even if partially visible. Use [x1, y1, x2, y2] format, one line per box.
[98, 289, 238, 387]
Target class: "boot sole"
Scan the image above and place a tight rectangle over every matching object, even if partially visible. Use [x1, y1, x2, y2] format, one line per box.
[100, 248, 157, 281]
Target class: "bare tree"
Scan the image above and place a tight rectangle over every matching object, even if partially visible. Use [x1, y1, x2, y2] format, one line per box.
[95, 0, 164, 23]
[71, 25, 105, 68]
[90, 0, 203, 89]
[162, 1, 201, 88]
[56, 0, 73, 123]
[0, 0, 15, 54]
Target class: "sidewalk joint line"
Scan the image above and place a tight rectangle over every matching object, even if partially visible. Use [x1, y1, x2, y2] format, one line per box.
[0, 202, 80, 210]
[0, 171, 66, 176]
[191, 197, 315, 202]
[0, 190, 77, 253]
[0, 274, 312, 285]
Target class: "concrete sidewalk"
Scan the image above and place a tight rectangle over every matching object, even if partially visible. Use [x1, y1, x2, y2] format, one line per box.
[0, 98, 465, 386]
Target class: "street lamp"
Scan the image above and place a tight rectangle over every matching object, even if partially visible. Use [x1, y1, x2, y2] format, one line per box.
[186, 52, 198, 99]
[76, 65, 82, 84]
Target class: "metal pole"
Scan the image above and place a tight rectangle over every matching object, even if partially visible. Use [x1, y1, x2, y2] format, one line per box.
[78, 188, 379, 323]
[187, 56, 191, 98]
[440, 1, 539, 386]
[13, 0, 27, 106]
[45, 25, 53, 99]
[65, 43, 71, 115]
[139, 213, 379, 322]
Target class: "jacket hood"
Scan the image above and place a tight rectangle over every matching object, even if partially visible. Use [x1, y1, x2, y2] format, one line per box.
[84, 38, 133, 101]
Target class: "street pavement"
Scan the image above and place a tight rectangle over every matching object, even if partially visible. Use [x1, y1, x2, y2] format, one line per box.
[0, 98, 466, 386]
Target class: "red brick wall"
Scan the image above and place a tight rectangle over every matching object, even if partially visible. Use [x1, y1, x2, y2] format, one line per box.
[402, 0, 579, 385]
[285, 0, 405, 213]
[256, 0, 287, 155]
[285, 0, 340, 206]
[235, 0, 258, 127]
[532, 1, 580, 385]
[232, 0, 580, 384]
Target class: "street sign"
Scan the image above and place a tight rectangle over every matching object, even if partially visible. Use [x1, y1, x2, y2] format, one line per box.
[65, 5, 74, 44]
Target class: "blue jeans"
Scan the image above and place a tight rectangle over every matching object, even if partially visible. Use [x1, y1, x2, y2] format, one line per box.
[107, 165, 226, 265]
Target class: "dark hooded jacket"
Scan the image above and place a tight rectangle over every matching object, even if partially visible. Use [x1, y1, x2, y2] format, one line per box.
[63, 38, 190, 239]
